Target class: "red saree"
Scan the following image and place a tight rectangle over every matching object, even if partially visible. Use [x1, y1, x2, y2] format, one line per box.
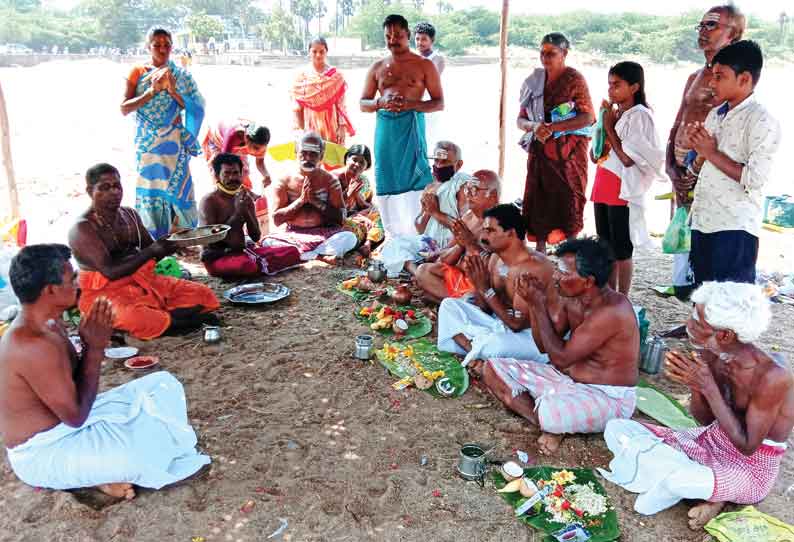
[291, 66, 355, 145]
[522, 67, 593, 244]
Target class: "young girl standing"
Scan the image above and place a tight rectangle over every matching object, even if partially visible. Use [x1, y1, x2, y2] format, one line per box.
[591, 61, 664, 295]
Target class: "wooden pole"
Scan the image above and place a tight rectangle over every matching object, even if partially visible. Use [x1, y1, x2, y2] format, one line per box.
[497, 0, 510, 179]
[0, 82, 20, 220]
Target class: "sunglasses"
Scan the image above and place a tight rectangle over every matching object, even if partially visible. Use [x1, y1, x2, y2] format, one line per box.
[695, 21, 725, 32]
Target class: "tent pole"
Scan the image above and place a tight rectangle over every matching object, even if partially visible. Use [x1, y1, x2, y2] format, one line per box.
[0, 82, 20, 220]
[497, 0, 510, 179]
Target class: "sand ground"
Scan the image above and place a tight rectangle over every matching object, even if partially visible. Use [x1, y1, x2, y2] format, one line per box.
[0, 57, 792, 541]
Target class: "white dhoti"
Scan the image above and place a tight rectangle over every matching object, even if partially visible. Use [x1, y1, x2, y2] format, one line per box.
[437, 297, 549, 366]
[375, 191, 424, 239]
[379, 235, 438, 278]
[597, 419, 714, 515]
[7, 372, 211, 491]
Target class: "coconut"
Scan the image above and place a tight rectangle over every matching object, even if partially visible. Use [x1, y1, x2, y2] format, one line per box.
[414, 374, 433, 390]
[392, 318, 409, 335]
[501, 461, 523, 482]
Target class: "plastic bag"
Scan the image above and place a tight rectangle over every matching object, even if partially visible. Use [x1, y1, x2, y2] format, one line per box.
[662, 206, 691, 254]
[705, 505, 794, 542]
[591, 107, 607, 160]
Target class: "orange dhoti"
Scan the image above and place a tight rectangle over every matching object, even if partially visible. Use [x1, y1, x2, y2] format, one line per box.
[78, 260, 220, 340]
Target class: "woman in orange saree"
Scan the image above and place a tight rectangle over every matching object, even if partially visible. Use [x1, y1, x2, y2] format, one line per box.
[291, 37, 355, 147]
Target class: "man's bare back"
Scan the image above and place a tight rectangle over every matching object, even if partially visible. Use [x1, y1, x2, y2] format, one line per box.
[561, 289, 639, 387]
[0, 318, 77, 448]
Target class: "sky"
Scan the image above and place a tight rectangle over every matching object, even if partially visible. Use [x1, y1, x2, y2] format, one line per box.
[44, 0, 788, 22]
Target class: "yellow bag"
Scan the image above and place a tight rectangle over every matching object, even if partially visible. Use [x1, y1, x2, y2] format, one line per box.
[705, 505, 794, 542]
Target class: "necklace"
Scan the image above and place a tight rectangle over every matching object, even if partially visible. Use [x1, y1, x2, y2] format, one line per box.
[92, 208, 131, 250]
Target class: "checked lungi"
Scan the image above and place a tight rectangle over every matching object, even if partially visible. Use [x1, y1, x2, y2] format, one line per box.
[488, 359, 636, 434]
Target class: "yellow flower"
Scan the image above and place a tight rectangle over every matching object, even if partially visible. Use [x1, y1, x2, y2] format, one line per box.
[403, 345, 414, 358]
[551, 470, 576, 486]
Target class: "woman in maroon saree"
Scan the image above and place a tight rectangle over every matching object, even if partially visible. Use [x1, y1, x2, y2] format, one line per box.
[518, 33, 594, 253]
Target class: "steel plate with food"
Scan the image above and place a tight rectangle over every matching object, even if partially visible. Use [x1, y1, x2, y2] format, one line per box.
[167, 225, 230, 248]
[223, 283, 291, 305]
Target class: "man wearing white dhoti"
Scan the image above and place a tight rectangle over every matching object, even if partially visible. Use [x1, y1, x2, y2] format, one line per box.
[437, 204, 553, 368]
[378, 141, 472, 277]
[599, 282, 794, 530]
[0, 244, 210, 500]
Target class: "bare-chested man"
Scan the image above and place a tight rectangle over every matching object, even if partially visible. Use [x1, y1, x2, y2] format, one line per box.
[360, 13, 444, 238]
[437, 204, 554, 369]
[415, 169, 501, 302]
[600, 281, 794, 530]
[68, 163, 219, 340]
[0, 244, 210, 499]
[265, 132, 355, 261]
[199, 152, 278, 279]
[666, 5, 744, 299]
[482, 237, 639, 454]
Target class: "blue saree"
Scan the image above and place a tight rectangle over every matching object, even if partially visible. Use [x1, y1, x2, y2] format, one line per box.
[133, 60, 205, 239]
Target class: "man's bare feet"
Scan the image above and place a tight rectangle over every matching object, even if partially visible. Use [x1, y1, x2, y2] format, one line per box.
[687, 501, 725, 530]
[316, 255, 338, 266]
[537, 432, 563, 455]
[96, 483, 135, 500]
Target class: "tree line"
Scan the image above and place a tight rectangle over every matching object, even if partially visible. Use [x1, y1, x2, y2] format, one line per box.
[1, 0, 791, 63]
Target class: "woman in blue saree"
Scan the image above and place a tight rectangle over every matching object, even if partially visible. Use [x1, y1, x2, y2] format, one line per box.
[121, 28, 205, 239]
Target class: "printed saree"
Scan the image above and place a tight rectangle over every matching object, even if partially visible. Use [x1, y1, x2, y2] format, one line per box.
[131, 60, 205, 239]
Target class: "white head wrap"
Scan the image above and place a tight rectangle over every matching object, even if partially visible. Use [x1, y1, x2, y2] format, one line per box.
[691, 281, 771, 343]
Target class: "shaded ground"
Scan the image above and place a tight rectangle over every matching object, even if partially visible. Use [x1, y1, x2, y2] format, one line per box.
[1, 249, 792, 542]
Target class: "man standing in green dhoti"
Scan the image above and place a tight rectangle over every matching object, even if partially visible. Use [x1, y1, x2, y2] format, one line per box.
[360, 13, 444, 239]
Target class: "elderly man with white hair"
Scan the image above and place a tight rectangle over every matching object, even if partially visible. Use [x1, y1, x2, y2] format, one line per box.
[599, 281, 794, 530]
[377, 140, 473, 277]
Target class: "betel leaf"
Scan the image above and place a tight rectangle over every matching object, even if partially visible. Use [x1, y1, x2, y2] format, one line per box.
[492, 467, 620, 542]
[336, 281, 372, 302]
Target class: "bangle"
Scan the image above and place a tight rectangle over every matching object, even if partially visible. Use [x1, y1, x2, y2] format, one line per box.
[483, 287, 496, 300]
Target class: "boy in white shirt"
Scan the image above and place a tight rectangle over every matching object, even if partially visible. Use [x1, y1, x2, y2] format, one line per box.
[687, 40, 781, 285]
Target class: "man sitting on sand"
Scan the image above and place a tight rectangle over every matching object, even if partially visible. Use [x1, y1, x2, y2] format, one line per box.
[265, 132, 357, 261]
[69, 163, 219, 340]
[0, 244, 210, 499]
[482, 237, 639, 454]
[199, 153, 299, 279]
[437, 204, 553, 367]
[378, 141, 472, 277]
[599, 281, 794, 530]
[415, 169, 500, 302]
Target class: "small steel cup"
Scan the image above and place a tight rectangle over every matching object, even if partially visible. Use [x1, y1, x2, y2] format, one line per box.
[354, 334, 374, 360]
[204, 326, 222, 344]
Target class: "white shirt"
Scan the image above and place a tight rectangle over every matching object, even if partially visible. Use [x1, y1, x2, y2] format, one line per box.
[600, 104, 665, 249]
[690, 94, 781, 236]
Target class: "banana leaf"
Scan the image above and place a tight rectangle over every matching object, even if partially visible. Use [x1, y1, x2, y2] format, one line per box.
[355, 304, 432, 340]
[375, 338, 469, 397]
[493, 467, 620, 542]
[636, 379, 698, 429]
[336, 281, 372, 302]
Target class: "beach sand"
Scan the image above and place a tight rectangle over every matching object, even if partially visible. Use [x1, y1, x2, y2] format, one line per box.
[0, 57, 792, 541]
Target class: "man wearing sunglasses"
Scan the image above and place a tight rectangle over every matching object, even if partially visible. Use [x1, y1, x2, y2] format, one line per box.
[665, 5, 745, 301]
